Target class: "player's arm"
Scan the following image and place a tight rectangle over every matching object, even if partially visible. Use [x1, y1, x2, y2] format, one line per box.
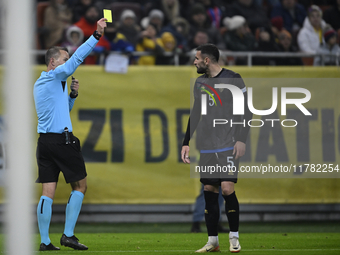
[54, 18, 107, 80]
[181, 97, 201, 163]
[233, 75, 253, 159]
[68, 76, 79, 111]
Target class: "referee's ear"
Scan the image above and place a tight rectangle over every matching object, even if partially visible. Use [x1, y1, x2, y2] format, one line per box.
[49, 58, 55, 69]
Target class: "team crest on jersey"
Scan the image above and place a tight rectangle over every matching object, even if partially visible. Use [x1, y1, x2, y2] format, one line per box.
[197, 82, 223, 107]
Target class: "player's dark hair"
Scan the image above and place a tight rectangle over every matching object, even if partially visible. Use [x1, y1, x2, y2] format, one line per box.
[196, 44, 219, 63]
[45, 46, 69, 66]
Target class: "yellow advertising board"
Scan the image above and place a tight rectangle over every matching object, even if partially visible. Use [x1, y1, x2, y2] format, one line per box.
[0, 66, 340, 204]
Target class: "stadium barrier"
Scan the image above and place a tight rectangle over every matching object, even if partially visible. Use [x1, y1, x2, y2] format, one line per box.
[0, 50, 339, 66]
[0, 66, 340, 206]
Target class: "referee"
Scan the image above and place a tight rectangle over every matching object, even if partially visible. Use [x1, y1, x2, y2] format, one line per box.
[33, 18, 107, 251]
[181, 44, 252, 253]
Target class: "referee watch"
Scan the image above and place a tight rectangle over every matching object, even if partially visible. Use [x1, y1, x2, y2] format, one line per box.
[70, 91, 78, 98]
[93, 30, 102, 40]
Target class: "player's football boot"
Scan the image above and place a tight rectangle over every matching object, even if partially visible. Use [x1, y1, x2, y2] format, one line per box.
[229, 237, 241, 253]
[60, 234, 88, 250]
[39, 243, 60, 251]
[195, 243, 220, 253]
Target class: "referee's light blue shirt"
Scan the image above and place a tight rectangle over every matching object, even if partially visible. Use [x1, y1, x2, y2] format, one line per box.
[34, 35, 98, 134]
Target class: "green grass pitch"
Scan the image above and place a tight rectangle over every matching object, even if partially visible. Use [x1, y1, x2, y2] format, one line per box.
[40, 232, 340, 255]
[1, 222, 340, 254]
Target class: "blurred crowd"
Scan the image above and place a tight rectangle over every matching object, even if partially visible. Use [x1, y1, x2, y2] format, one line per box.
[35, 0, 340, 66]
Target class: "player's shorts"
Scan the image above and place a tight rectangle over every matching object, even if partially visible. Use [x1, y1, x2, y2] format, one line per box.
[36, 132, 87, 183]
[199, 149, 238, 185]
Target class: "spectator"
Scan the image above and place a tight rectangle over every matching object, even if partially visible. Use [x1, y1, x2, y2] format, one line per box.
[104, 22, 135, 53]
[141, 9, 165, 35]
[323, 0, 340, 31]
[156, 32, 177, 65]
[188, 29, 209, 50]
[162, 0, 180, 25]
[136, 23, 164, 65]
[270, 16, 284, 40]
[189, 3, 210, 30]
[179, 0, 195, 20]
[276, 29, 303, 65]
[74, 5, 110, 63]
[253, 0, 279, 8]
[61, 25, 84, 54]
[189, 3, 225, 49]
[270, 0, 307, 34]
[162, 17, 190, 50]
[225, 0, 270, 34]
[186, 29, 213, 64]
[223, 16, 256, 51]
[147, 0, 180, 26]
[43, 0, 73, 49]
[74, 5, 99, 39]
[314, 29, 340, 65]
[196, 0, 223, 29]
[253, 26, 280, 65]
[117, 9, 140, 46]
[183, 30, 225, 65]
[71, 0, 93, 23]
[297, 5, 328, 54]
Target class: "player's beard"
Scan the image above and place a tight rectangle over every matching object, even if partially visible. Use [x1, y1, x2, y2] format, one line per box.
[196, 64, 207, 74]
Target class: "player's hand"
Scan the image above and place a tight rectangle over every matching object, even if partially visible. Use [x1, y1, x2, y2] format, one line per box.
[181, 145, 190, 164]
[233, 141, 246, 160]
[97, 18, 107, 35]
[70, 76, 79, 95]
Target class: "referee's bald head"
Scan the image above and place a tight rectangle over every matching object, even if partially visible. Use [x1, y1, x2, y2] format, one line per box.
[45, 46, 69, 66]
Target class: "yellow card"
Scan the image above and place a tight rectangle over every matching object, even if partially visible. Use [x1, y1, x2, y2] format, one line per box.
[103, 9, 112, 23]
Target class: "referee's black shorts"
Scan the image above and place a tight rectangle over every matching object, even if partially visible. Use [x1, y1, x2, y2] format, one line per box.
[199, 150, 238, 186]
[36, 132, 87, 183]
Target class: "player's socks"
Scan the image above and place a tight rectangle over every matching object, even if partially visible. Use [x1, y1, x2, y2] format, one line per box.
[204, 191, 220, 236]
[208, 236, 219, 246]
[229, 231, 239, 238]
[37, 196, 53, 245]
[223, 191, 239, 232]
[64, 190, 84, 237]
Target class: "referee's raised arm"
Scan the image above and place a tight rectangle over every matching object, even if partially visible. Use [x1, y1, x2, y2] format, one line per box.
[54, 18, 108, 79]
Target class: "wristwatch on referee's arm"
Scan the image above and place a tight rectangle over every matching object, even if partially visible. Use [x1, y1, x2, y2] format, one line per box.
[93, 30, 102, 40]
[70, 91, 78, 98]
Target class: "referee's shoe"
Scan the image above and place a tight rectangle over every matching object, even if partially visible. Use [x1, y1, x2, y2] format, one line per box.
[39, 243, 60, 251]
[60, 234, 88, 250]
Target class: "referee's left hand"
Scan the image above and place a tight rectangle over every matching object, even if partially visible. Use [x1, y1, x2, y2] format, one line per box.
[71, 77, 79, 95]
[233, 141, 246, 160]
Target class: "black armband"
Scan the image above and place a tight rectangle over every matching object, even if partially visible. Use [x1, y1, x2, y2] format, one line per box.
[93, 31, 102, 40]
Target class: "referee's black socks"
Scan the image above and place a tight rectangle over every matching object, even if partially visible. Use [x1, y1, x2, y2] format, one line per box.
[204, 191, 220, 236]
[223, 191, 239, 232]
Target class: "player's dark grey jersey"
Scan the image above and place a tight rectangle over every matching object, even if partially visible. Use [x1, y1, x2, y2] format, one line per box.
[191, 68, 248, 151]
